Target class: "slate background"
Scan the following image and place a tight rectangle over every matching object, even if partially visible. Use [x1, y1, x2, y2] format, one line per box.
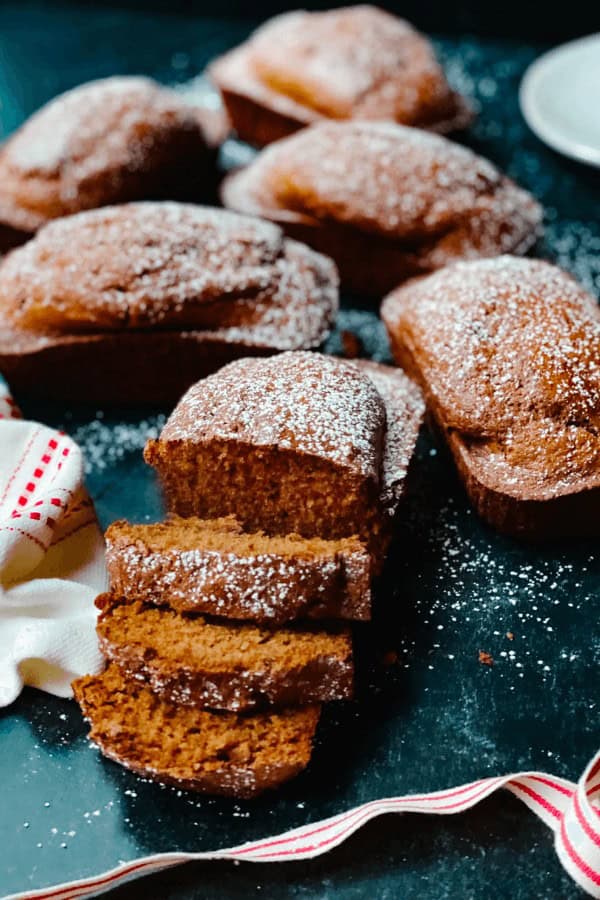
[0, 3, 599, 899]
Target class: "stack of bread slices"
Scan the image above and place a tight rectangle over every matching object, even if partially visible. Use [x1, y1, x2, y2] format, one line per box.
[73, 351, 425, 798]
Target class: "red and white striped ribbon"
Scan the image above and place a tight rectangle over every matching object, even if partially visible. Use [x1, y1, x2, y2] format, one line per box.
[6, 749, 600, 900]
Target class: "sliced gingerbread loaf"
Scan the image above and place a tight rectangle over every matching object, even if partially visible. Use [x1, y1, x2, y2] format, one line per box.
[96, 596, 353, 711]
[73, 664, 319, 798]
[105, 515, 371, 623]
[381, 256, 600, 538]
[144, 352, 424, 566]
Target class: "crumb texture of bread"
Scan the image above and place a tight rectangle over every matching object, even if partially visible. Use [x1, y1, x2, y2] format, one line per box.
[144, 352, 424, 561]
[105, 515, 372, 622]
[210, 6, 472, 144]
[73, 664, 320, 798]
[381, 256, 600, 534]
[0, 76, 218, 235]
[221, 122, 542, 296]
[97, 597, 353, 710]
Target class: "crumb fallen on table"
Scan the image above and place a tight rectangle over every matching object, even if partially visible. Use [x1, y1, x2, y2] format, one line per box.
[478, 650, 494, 667]
[340, 330, 363, 359]
[506, 632, 514, 640]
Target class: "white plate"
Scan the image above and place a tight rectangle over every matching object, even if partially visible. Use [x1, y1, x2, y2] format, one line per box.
[520, 33, 600, 168]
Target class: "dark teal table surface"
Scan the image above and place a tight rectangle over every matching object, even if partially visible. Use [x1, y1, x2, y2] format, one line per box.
[1, 4, 599, 899]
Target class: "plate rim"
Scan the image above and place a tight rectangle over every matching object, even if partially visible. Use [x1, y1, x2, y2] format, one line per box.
[519, 32, 600, 168]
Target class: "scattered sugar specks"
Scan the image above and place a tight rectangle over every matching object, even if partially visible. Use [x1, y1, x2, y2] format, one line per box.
[69, 416, 165, 475]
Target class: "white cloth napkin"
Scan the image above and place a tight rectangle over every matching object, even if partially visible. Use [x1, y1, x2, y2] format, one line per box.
[0, 379, 106, 706]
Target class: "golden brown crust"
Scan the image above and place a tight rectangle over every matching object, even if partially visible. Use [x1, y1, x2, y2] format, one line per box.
[0, 203, 338, 333]
[0, 76, 221, 237]
[381, 256, 600, 537]
[0, 203, 338, 404]
[210, 6, 473, 146]
[221, 122, 543, 296]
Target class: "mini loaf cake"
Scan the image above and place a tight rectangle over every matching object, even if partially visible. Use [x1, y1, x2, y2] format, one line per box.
[0, 203, 338, 404]
[209, 6, 472, 147]
[73, 664, 320, 798]
[221, 121, 543, 296]
[106, 516, 371, 623]
[97, 595, 353, 711]
[0, 76, 225, 251]
[381, 256, 600, 538]
[144, 352, 425, 566]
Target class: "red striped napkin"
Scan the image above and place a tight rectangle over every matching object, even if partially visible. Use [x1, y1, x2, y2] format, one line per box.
[0, 376, 107, 706]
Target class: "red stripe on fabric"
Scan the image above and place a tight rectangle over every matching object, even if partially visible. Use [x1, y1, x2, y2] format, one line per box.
[560, 816, 600, 887]
[528, 775, 573, 798]
[23, 857, 185, 900]
[507, 782, 561, 820]
[234, 779, 493, 856]
[1, 428, 39, 505]
[574, 791, 600, 847]
[246, 780, 506, 861]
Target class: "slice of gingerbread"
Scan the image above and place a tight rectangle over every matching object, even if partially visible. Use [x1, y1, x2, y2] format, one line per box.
[105, 516, 371, 623]
[73, 663, 320, 798]
[97, 595, 353, 711]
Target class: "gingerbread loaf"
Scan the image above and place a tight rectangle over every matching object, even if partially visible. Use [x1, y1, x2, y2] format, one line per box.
[381, 256, 600, 538]
[105, 516, 371, 623]
[0, 204, 338, 405]
[97, 596, 353, 711]
[144, 352, 425, 567]
[210, 6, 472, 147]
[222, 120, 543, 297]
[73, 664, 320, 798]
[0, 76, 224, 251]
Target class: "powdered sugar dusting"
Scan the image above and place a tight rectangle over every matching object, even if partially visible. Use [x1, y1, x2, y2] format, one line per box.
[0, 204, 337, 347]
[245, 7, 458, 126]
[351, 359, 426, 514]
[0, 76, 212, 232]
[107, 534, 370, 623]
[383, 255, 600, 493]
[224, 121, 541, 263]
[161, 351, 386, 481]
[4, 77, 164, 173]
[70, 415, 166, 476]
